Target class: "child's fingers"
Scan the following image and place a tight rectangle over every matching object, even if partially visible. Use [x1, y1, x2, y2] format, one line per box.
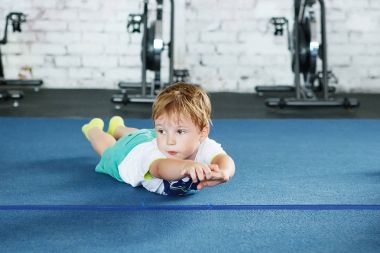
[197, 180, 222, 190]
[204, 166, 212, 180]
[197, 182, 205, 190]
[189, 169, 198, 183]
[195, 166, 205, 181]
[210, 170, 230, 182]
[187, 163, 216, 183]
[209, 171, 223, 180]
[197, 164, 213, 181]
[209, 164, 220, 172]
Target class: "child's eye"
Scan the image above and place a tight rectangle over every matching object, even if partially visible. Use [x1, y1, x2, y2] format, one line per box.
[177, 129, 186, 134]
[156, 129, 165, 134]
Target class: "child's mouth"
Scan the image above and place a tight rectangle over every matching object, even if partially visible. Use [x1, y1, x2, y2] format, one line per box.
[168, 151, 177, 155]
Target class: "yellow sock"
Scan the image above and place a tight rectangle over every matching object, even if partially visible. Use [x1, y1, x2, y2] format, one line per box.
[108, 116, 125, 136]
[82, 118, 104, 139]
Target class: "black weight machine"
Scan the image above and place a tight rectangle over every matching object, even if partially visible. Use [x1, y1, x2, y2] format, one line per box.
[112, 0, 189, 106]
[0, 12, 43, 107]
[255, 0, 359, 108]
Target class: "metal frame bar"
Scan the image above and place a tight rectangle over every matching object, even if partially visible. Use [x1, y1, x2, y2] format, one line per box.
[114, 0, 176, 105]
[169, 0, 174, 85]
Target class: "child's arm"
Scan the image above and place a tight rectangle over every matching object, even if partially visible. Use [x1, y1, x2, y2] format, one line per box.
[149, 158, 218, 183]
[196, 153, 235, 190]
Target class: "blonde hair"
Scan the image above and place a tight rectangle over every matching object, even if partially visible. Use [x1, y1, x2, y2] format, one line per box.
[152, 82, 212, 129]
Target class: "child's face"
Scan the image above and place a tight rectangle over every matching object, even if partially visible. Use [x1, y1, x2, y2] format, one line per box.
[154, 113, 208, 160]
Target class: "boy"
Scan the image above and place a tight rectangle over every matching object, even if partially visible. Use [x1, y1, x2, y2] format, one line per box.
[82, 82, 235, 195]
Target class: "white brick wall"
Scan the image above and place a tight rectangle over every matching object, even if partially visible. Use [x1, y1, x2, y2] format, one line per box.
[0, 0, 379, 92]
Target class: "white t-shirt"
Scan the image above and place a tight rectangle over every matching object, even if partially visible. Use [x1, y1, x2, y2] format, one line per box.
[117, 137, 226, 194]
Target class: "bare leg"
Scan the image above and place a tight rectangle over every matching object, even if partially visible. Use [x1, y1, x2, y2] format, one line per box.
[88, 128, 116, 156]
[113, 125, 139, 140]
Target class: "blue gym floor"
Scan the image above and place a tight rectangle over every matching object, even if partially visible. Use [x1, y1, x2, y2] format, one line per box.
[1, 117, 380, 252]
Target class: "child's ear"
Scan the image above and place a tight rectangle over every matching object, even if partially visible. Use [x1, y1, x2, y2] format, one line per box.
[200, 126, 209, 140]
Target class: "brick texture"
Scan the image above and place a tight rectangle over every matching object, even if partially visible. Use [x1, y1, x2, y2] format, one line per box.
[0, 0, 379, 92]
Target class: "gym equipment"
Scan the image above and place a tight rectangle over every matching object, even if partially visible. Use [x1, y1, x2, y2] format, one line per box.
[0, 12, 43, 107]
[112, 0, 189, 106]
[255, 0, 359, 108]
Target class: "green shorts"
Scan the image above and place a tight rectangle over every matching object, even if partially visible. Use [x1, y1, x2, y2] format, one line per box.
[95, 129, 156, 182]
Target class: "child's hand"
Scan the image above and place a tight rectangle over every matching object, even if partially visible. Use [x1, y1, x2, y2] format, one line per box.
[196, 168, 230, 190]
[181, 162, 219, 183]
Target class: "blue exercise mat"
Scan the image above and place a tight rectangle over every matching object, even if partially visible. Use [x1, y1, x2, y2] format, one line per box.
[1, 117, 380, 206]
[1, 117, 380, 253]
[1, 210, 379, 253]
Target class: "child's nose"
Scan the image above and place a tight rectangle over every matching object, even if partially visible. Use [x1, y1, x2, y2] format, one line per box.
[166, 134, 176, 145]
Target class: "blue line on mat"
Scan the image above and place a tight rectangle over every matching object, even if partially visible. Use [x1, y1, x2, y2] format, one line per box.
[1, 204, 380, 211]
